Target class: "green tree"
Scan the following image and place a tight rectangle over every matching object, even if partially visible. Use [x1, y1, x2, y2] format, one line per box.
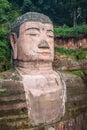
[78, 0, 87, 24]
[0, 0, 11, 23]
[0, 0, 20, 71]
[22, 0, 37, 13]
[8, 0, 87, 27]
[8, 0, 23, 6]
[63, 0, 87, 26]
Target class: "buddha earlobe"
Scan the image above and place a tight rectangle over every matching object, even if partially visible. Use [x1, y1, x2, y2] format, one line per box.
[10, 33, 17, 59]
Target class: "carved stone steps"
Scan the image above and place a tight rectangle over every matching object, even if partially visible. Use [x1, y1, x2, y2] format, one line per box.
[0, 80, 29, 129]
[0, 102, 26, 111]
[0, 70, 87, 129]
[0, 93, 25, 101]
[0, 98, 26, 104]
[0, 107, 27, 117]
[0, 117, 30, 130]
[67, 93, 87, 102]
[0, 114, 27, 121]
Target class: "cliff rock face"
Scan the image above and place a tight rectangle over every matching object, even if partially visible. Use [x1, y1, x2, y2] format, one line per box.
[54, 37, 87, 49]
[56, 114, 87, 130]
[0, 69, 87, 130]
[58, 72, 87, 130]
[53, 54, 87, 70]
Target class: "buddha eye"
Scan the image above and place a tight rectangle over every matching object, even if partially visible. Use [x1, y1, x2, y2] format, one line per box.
[48, 35, 54, 38]
[26, 33, 38, 36]
[29, 34, 37, 36]
[25, 28, 40, 36]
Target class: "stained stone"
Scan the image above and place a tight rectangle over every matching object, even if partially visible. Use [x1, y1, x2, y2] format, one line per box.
[9, 12, 66, 125]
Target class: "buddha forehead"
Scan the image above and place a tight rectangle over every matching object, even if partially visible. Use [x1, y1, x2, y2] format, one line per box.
[20, 21, 53, 31]
[11, 12, 53, 30]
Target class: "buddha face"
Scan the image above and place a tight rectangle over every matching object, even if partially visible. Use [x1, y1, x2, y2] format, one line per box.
[10, 21, 54, 62]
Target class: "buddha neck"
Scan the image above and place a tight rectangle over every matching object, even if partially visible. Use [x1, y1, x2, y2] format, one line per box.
[15, 60, 53, 75]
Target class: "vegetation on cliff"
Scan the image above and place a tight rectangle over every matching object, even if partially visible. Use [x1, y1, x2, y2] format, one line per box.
[54, 25, 87, 37]
[55, 47, 87, 60]
[0, 0, 20, 70]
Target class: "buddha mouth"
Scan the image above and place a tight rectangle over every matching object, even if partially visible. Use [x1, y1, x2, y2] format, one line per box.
[40, 52, 51, 56]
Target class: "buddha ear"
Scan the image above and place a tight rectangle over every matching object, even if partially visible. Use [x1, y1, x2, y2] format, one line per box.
[10, 33, 17, 59]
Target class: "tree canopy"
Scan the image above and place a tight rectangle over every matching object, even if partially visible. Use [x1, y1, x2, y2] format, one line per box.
[20, 0, 87, 27]
[0, 0, 20, 70]
[4, 0, 87, 27]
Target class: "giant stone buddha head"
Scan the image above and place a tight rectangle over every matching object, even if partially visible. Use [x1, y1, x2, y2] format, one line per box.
[10, 12, 54, 65]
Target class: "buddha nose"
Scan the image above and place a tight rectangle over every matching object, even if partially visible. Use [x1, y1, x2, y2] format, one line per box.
[38, 40, 49, 49]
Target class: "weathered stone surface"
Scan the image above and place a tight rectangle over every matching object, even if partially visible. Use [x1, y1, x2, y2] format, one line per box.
[22, 71, 65, 125]
[56, 113, 87, 130]
[0, 70, 87, 129]
[53, 54, 87, 70]
[54, 36, 87, 49]
[0, 70, 29, 130]
[9, 12, 66, 126]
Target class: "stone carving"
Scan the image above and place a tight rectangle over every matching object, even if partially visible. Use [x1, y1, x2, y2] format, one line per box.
[10, 12, 66, 125]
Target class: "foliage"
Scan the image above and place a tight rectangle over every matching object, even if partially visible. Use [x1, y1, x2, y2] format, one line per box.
[8, 0, 23, 6]
[75, 50, 87, 60]
[68, 70, 83, 77]
[0, 0, 11, 23]
[0, 0, 20, 71]
[20, 0, 87, 26]
[55, 46, 76, 56]
[54, 25, 87, 37]
[55, 46, 86, 60]
[0, 88, 7, 94]
[0, 40, 11, 69]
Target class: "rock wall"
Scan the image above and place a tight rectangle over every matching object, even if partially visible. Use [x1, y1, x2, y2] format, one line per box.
[56, 72, 87, 130]
[53, 54, 87, 70]
[56, 114, 87, 130]
[0, 69, 87, 130]
[54, 36, 87, 49]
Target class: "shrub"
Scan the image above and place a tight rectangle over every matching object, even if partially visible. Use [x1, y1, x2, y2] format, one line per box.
[75, 50, 86, 60]
[55, 46, 86, 60]
[0, 40, 11, 70]
[55, 46, 76, 56]
[54, 25, 87, 37]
